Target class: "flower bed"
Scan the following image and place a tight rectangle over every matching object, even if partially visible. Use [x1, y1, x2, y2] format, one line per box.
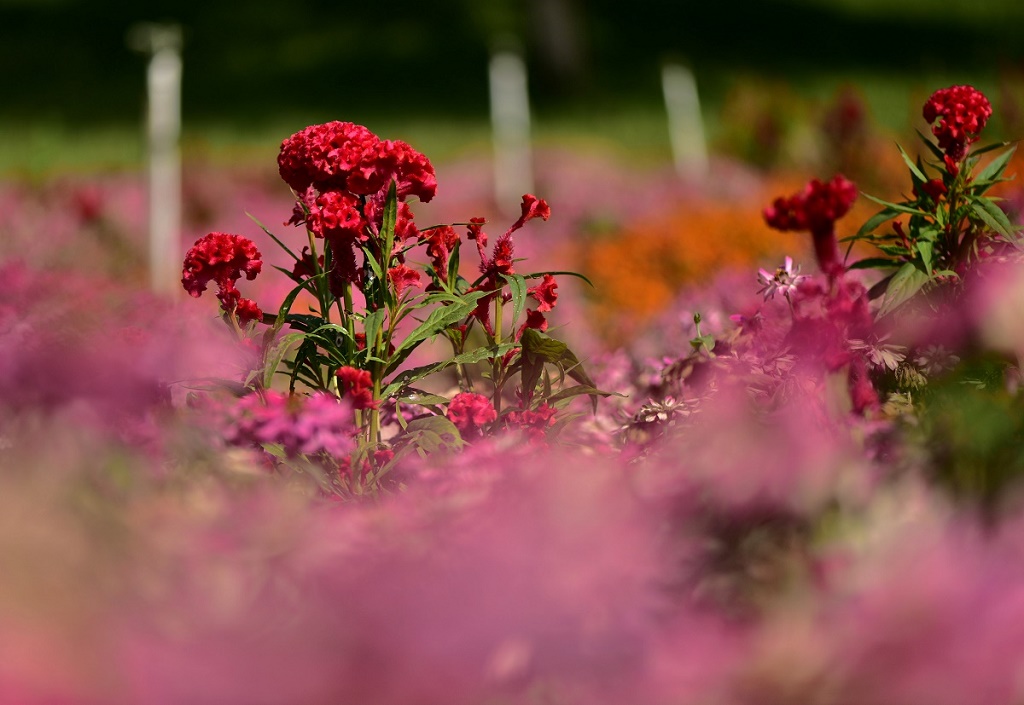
[4, 84, 1024, 705]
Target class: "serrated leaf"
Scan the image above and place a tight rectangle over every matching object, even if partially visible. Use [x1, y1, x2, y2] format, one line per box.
[878, 262, 930, 317]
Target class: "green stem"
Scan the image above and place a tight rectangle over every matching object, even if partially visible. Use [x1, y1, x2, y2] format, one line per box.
[492, 294, 504, 414]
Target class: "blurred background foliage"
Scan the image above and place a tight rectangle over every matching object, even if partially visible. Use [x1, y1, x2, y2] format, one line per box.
[5, 0, 1024, 174]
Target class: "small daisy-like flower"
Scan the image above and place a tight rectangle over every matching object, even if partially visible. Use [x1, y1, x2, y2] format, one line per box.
[757, 256, 807, 302]
[914, 345, 961, 377]
[849, 337, 907, 371]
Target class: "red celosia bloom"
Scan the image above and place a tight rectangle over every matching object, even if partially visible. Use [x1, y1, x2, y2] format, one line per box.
[233, 297, 263, 325]
[388, 263, 422, 297]
[337, 366, 377, 410]
[305, 190, 367, 241]
[516, 309, 548, 339]
[763, 175, 857, 274]
[528, 274, 558, 312]
[922, 85, 992, 163]
[918, 178, 948, 203]
[182, 232, 263, 299]
[182, 233, 263, 321]
[447, 392, 497, 437]
[348, 139, 437, 203]
[505, 402, 556, 443]
[512, 194, 552, 231]
[278, 121, 380, 193]
[423, 225, 460, 282]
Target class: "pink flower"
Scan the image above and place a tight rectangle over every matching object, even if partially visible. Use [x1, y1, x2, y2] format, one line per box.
[923, 85, 992, 163]
[226, 391, 355, 458]
[446, 392, 497, 437]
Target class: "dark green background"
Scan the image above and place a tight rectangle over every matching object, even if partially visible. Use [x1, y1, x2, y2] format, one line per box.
[4, 0, 1024, 126]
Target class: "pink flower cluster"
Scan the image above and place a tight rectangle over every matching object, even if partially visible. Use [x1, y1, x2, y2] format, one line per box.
[181, 232, 263, 324]
[923, 84, 992, 164]
[764, 175, 858, 274]
[226, 391, 355, 459]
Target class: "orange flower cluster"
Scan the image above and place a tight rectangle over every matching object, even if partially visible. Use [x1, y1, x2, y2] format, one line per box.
[575, 177, 881, 339]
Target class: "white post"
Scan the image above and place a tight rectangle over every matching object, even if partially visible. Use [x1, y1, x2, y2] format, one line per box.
[662, 62, 708, 180]
[489, 50, 534, 216]
[131, 24, 182, 295]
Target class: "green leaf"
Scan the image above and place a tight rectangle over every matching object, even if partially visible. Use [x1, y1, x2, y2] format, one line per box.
[381, 180, 398, 260]
[544, 384, 619, 408]
[446, 240, 461, 288]
[915, 129, 944, 160]
[384, 294, 493, 377]
[878, 262, 930, 317]
[971, 198, 1017, 239]
[273, 274, 324, 335]
[897, 142, 928, 183]
[262, 332, 309, 388]
[381, 344, 516, 399]
[503, 273, 528, 328]
[521, 329, 600, 410]
[917, 239, 934, 276]
[971, 141, 1010, 157]
[861, 193, 929, 217]
[398, 391, 450, 406]
[523, 270, 597, 289]
[246, 212, 300, 262]
[361, 309, 386, 352]
[851, 207, 900, 240]
[400, 415, 464, 454]
[847, 257, 901, 271]
[974, 145, 1016, 185]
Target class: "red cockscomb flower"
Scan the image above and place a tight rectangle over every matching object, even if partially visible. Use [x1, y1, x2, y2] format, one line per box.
[447, 392, 497, 437]
[337, 366, 377, 410]
[182, 233, 263, 320]
[764, 175, 857, 274]
[923, 85, 992, 164]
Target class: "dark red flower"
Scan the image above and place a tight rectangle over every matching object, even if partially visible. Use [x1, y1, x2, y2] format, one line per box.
[346, 138, 437, 203]
[423, 225, 461, 282]
[516, 309, 548, 339]
[305, 190, 367, 241]
[918, 178, 948, 203]
[447, 392, 497, 437]
[234, 297, 264, 325]
[387, 263, 422, 297]
[505, 403, 556, 444]
[923, 85, 991, 164]
[336, 366, 377, 410]
[528, 274, 558, 312]
[278, 121, 381, 193]
[764, 175, 857, 274]
[182, 232, 263, 313]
